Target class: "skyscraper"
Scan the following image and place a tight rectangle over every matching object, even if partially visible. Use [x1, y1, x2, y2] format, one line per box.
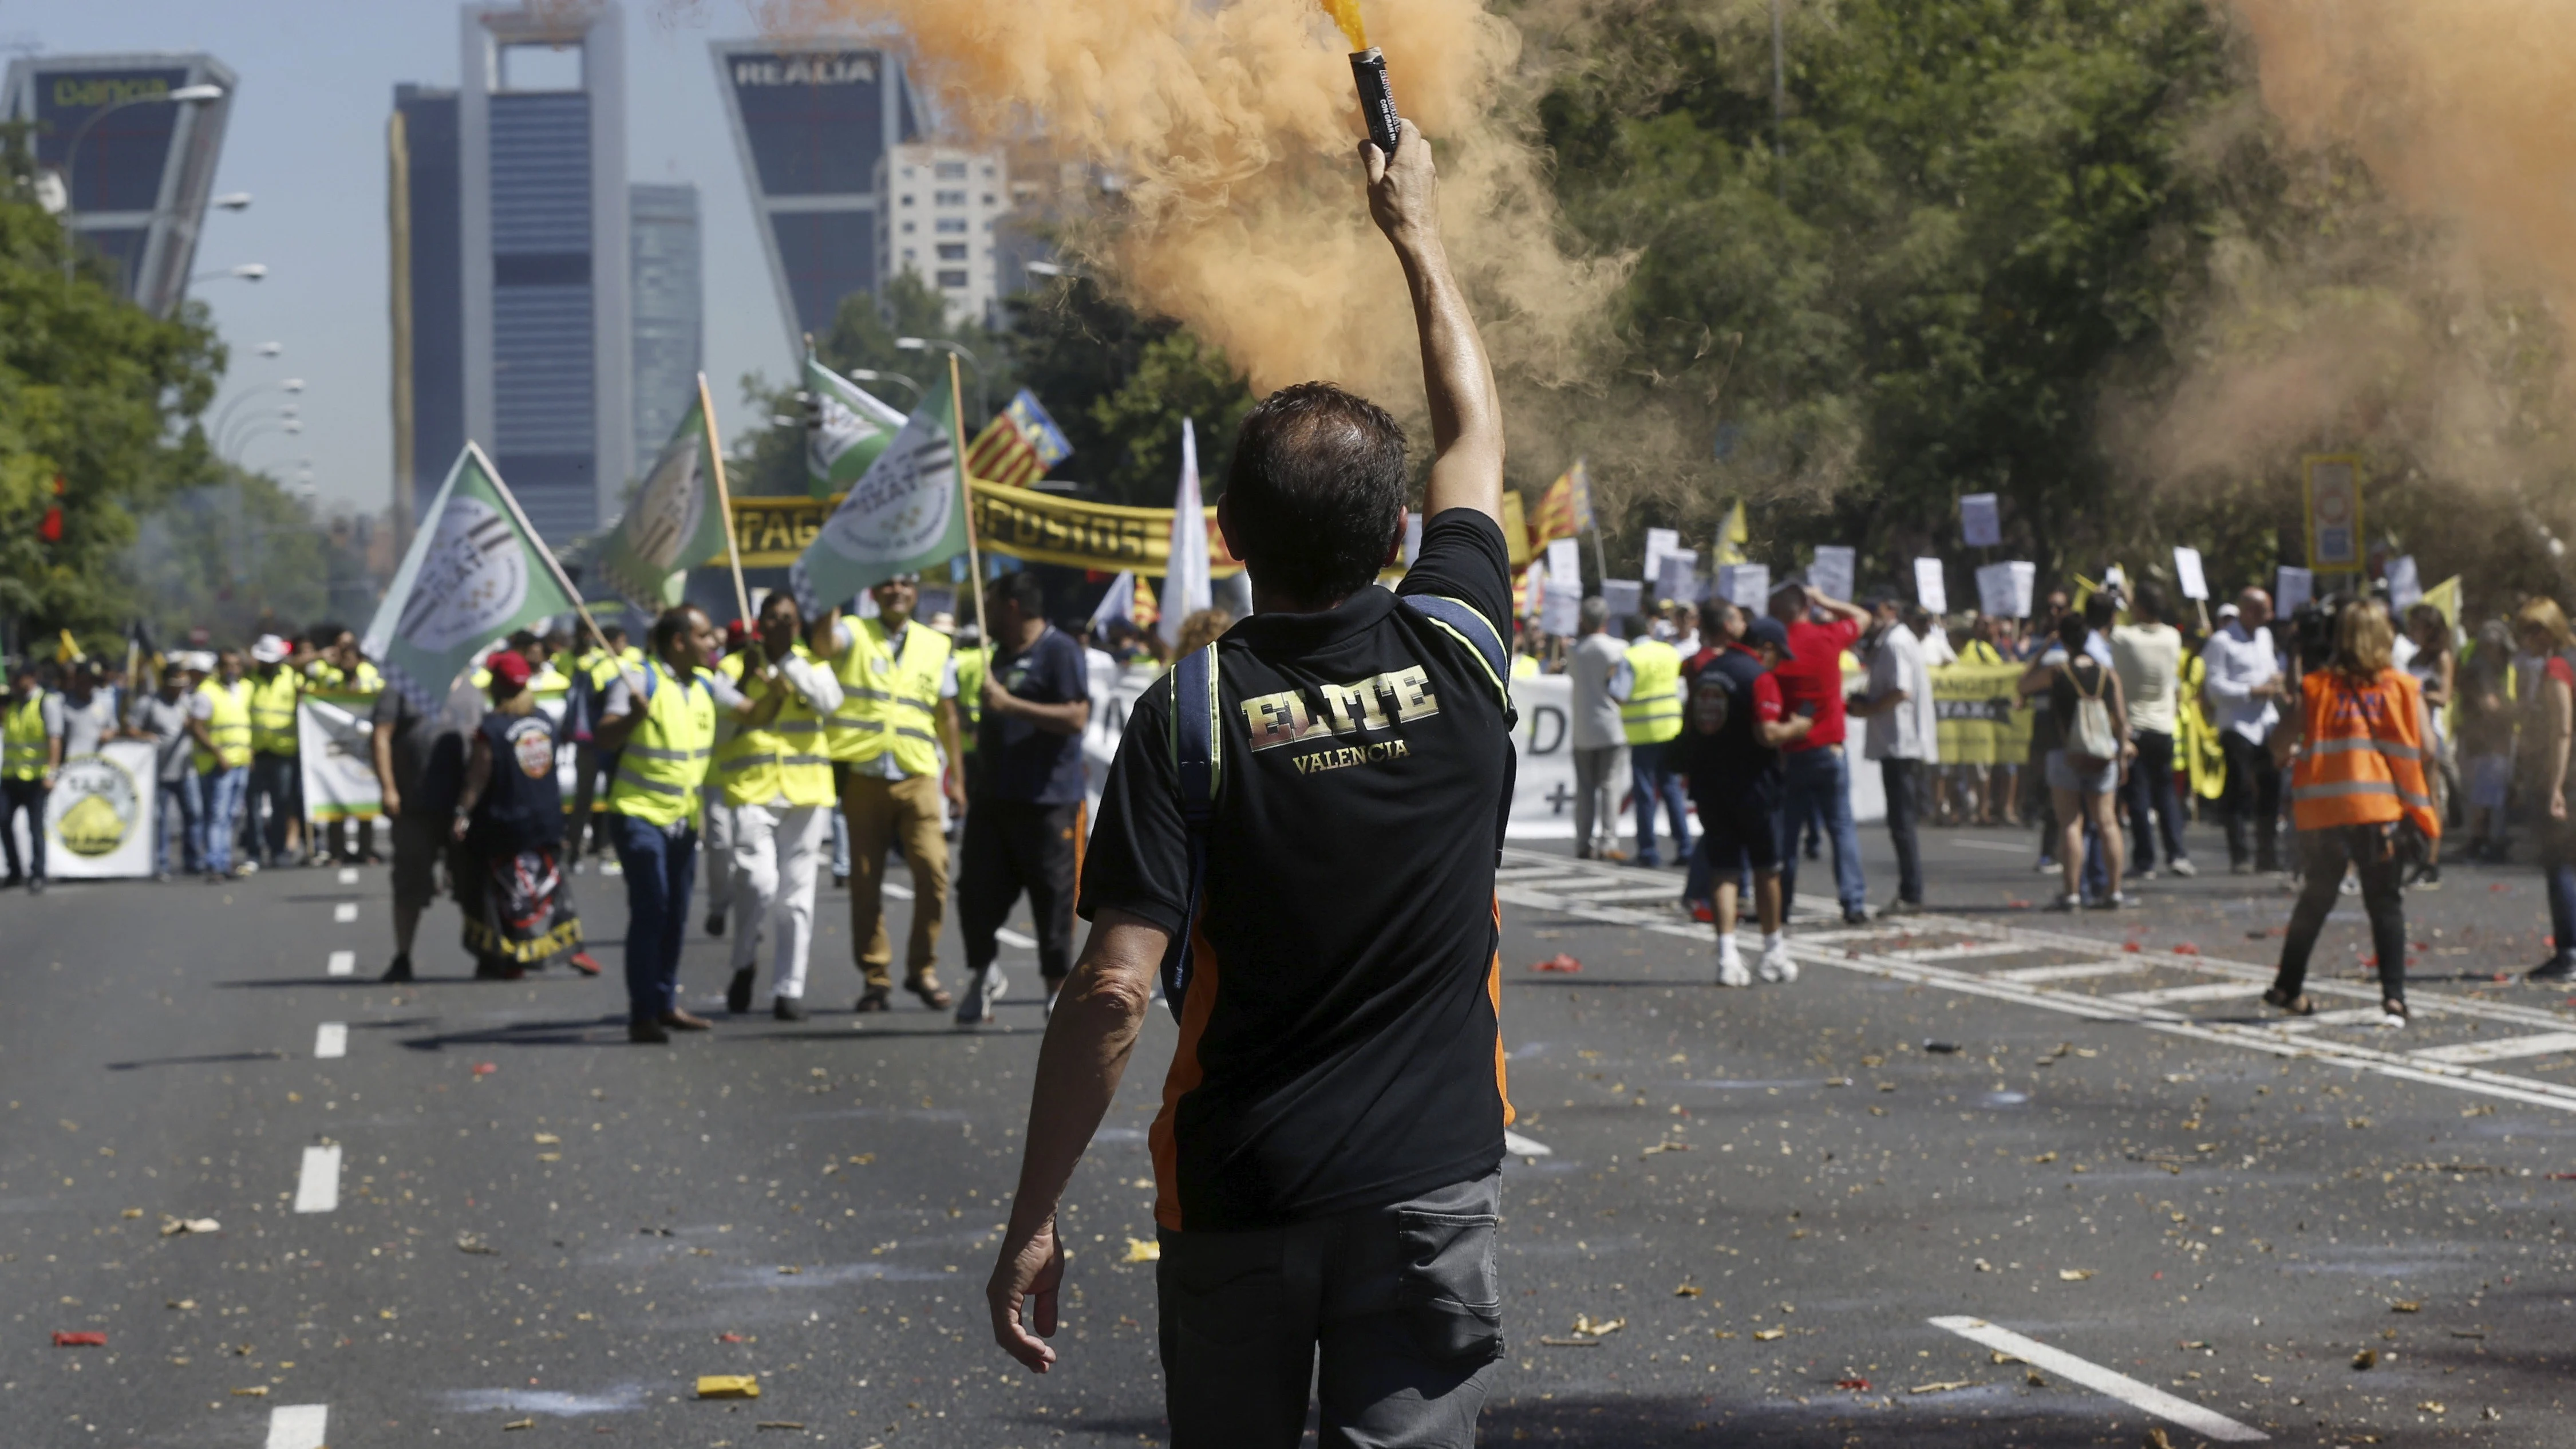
[883, 144, 1009, 328]
[2, 52, 237, 318]
[709, 41, 920, 354]
[629, 183, 703, 469]
[460, 3, 631, 549]
[389, 84, 463, 537]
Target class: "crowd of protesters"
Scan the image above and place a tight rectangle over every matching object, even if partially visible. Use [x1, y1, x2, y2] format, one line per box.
[1498, 570, 2576, 993]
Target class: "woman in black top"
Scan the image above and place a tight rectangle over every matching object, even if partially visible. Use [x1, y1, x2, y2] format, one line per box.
[2017, 610, 2134, 910]
[452, 650, 591, 978]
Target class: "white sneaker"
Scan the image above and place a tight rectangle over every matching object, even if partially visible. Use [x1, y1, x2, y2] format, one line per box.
[1717, 953, 1752, 988]
[2050, 892, 2081, 911]
[1757, 942, 1797, 984]
[2169, 859, 2198, 878]
[955, 965, 1006, 1026]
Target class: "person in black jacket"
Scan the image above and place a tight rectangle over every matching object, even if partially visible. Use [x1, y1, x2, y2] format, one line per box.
[452, 650, 595, 980]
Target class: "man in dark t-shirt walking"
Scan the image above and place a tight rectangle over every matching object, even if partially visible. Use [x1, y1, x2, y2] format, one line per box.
[983, 119, 1515, 1447]
[1684, 617, 1811, 986]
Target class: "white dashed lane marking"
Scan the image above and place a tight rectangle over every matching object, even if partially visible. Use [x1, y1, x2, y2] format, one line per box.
[1930, 1317, 2266, 1442]
[1503, 1130, 1554, 1157]
[313, 1022, 347, 1059]
[264, 1403, 329, 1449]
[331, 902, 358, 923]
[884, 882, 914, 900]
[995, 927, 1039, 949]
[293, 1145, 341, 1214]
[326, 950, 354, 977]
[337, 866, 359, 884]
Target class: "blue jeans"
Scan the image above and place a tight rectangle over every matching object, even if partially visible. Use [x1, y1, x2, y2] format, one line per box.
[2542, 822, 2576, 968]
[192, 766, 248, 876]
[830, 805, 851, 879]
[1777, 746, 1866, 915]
[613, 812, 698, 1022]
[1628, 740, 1691, 867]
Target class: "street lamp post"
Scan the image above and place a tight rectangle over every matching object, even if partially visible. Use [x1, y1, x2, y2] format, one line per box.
[223, 413, 303, 464]
[894, 337, 986, 425]
[846, 368, 922, 405]
[209, 378, 305, 449]
[189, 263, 267, 284]
[57, 82, 225, 283]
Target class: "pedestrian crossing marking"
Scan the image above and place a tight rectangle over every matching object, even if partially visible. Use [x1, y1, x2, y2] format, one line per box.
[331, 902, 357, 923]
[293, 1145, 341, 1214]
[1991, 961, 2141, 984]
[336, 867, 359, 885]
[2107, 982, 2268, 1007]
[2410, 1031, 2576, 1065]
[314, 1023, 347, 1059]
[1886, 940, 2050, 963]
[326, 950, 354, 977]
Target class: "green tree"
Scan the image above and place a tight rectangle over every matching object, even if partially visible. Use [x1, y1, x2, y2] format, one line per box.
[1008, 279, 1255, 507]
[0, 128, 225, 653]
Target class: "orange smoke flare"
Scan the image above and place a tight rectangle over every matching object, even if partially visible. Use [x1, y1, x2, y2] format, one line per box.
[1318, 0, 1367, 52]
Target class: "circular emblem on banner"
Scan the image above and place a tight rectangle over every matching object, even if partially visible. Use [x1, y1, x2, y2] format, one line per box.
[396, 495, 530, 652]
[513, 721, 556, 779]
[47, 753, 141, 858]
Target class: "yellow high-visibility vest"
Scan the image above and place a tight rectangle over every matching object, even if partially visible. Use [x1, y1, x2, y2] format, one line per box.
[193, 678, 253, 772]
[3, 694, 48, 781]
[828, 619, 951, 776]
[247, 666, 301, 756]
[604, 660, 716, 828]
[720, 645, 836, 809]
[1620, 637, 1684, 745]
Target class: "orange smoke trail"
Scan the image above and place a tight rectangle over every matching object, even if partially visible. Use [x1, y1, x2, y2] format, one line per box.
[765, 0, 1620, 412]
[1319, 0, 1368, 52]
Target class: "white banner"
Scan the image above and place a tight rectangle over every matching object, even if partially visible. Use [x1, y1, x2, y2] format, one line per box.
[44, 743, 158, 879]
[298, 694, 385, 822]
[1078, 665, 1884, 842]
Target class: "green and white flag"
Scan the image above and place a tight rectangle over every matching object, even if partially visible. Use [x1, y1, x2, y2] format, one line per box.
[806, 356, 909, 500]
[790, 371, 970, 613]
[363, 443, 584, 713]
[595, 381, 732, 609]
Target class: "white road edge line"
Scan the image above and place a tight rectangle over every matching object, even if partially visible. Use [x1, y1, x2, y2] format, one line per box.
[264, 1402, 330, 1449]
[331, 902, 358, 923]
[995, 927, 1038, 949]
[293, 1144, 341, 1214]
[326, 950, 355, 977]
[314, 1022, 347, 1059]
[1928, 1316, 2266, 1442]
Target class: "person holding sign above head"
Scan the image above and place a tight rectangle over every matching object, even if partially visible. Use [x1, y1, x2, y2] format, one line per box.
[594, 605, 799, 1044]
[1767, 577, 1874, 923]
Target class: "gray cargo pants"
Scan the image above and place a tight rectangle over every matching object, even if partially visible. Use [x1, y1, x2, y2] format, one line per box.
[1156, 1171, 1503, 1448]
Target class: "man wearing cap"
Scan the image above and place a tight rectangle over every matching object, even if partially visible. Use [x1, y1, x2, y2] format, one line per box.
[1684, 617, 1809, 983]
[244, 633, 308, 869]
[1850, 590, 1939, 915]
[812, 573, 964, 1014]
[1767, 578, 1874, 923]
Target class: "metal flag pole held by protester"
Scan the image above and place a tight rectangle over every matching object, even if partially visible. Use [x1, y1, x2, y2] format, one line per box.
[950, 353, 990, 639]
[697, 370, 755, 627]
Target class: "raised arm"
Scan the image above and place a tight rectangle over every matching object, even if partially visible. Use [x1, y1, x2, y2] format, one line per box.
[1364, 119, 1502, 527]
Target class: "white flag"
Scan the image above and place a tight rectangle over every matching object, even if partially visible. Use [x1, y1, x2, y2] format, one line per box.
[1091, 571, 1137, 633]
[1158, 418, 1212, 647]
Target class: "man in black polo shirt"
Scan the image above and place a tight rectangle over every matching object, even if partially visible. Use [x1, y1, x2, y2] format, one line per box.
[983, 119, 1514, 1446]
[1684, 617, 1810, 986]
[955, 570, 1092, 1024]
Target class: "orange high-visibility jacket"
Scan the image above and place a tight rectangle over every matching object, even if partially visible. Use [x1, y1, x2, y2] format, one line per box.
[2289, 668, 2440, 839]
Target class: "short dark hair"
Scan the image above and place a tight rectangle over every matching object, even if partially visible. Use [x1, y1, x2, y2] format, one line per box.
[759, 591, 802, 623]
[986, 570, 1045, 617]
[650, 605, 706, 656]
[2057, 611, 2091, 651]
[2132, 582, 2167, 621]
[600, 625, 628, 646]
[2083, 593, 2116, 629]
[1224, 381, 1407, 602]
[307, 621, 347, 650]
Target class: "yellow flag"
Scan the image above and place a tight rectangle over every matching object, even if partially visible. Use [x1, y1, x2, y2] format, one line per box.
[1713, 499, 1750, 564]
[2421, 575, 2461, 631]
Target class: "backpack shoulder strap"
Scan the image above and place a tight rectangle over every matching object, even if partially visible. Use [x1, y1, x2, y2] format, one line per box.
[1159, 643, 1222, 1017]
[1400, 593, 1513, 717]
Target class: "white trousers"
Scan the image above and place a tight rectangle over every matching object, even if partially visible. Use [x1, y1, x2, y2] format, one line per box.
[703, 795, 736, 913]
[729, 802, 828, 1000]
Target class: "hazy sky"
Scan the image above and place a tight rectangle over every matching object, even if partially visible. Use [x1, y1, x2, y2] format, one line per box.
[11, 0, 847, 514]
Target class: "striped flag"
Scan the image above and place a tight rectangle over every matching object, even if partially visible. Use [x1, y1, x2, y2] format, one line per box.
[962, 387, 1074, 488]
[1529, 459, 1593, 547]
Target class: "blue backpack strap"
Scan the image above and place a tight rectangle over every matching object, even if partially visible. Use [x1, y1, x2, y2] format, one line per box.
[1160, 643, 1222, 1017]
[1401, 594, 1513, 718]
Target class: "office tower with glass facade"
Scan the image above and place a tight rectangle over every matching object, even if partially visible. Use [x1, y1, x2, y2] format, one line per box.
[709, 41, 920, 354]
[628, 183, 702, 468]
[2, 52, 236, 318]
[389, 83, 464, 535]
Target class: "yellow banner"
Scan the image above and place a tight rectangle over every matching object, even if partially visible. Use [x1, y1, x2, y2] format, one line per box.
[721, 480, 1530, 574]
[1931, 662, 2037, 767]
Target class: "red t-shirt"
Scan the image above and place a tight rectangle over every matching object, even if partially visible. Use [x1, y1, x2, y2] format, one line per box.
[1772, 617, 1864, 752]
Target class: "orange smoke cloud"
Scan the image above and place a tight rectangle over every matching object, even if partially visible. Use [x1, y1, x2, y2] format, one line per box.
[2227, 0, 2576, 320]
[766, 0, 1621, 412]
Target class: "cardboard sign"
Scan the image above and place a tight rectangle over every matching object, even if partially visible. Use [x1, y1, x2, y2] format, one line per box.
[1914, 558, 1948, 615]
[1601, 578, 1643, 622]
[2385, 555, 2421, 611]
[1657, 548, 1700, 603]
[1960, 493, 2001, 548]
[1546, 536, 1582, 591]
[1976, 561, 2036, 619]
[2276, 565, 2314, 617]
[1808, 545, 1855, 604]
[2172, 546, 2208, 602]
[1642, 527, 1680, 590]
[1717, 563, 1771, 610]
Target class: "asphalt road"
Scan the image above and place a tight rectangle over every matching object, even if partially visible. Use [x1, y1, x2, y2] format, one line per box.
[3, 812, 2573, 1448]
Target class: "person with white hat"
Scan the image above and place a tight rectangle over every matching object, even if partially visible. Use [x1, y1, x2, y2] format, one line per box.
[244, 633, 309, 868]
